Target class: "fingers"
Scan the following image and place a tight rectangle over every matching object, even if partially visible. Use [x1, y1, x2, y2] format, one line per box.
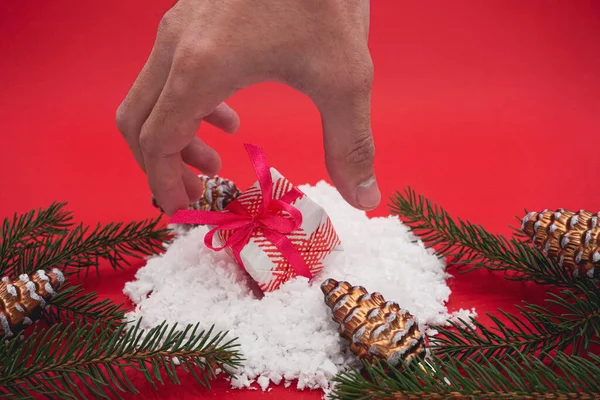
[116, 10, 185, 171]
[116, 22, 239, 173]
[116, 10, 239, 214]
[204, 102, 240, 134]
[116, 49, 171, 171]
[140, 41, 235, 216]
[145, 152, 190, 216]
[315, 55, 380, 211]
[141, 113, 202, 216]
[182, 165, 205, 202]
[181, 137, 222, 176]
[178, 102, 238, 179]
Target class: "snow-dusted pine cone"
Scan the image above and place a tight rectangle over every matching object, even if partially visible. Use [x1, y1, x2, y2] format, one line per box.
[0, 269, 65, 338]
[152, 175, 241, 214]
[522, 209, 600, 278]
[321, 278, 426, 366]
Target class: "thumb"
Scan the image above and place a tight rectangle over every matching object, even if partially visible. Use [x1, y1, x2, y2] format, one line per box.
[316, 66, 380, 211]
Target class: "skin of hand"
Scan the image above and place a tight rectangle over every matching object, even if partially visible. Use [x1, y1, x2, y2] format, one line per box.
[116, 0, 380, 216]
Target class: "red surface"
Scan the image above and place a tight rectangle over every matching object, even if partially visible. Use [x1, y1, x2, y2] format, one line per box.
[1, 1, 599, 398]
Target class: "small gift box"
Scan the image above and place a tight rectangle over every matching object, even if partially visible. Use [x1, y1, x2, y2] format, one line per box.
[169, 144, 342, 292]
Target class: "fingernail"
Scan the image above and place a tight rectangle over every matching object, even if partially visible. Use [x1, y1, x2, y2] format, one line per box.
[355, 177, 381, 210]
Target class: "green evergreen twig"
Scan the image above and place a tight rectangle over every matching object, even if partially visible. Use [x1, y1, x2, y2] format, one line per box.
[331, 352, 600, 399]
[0, 202, 73, 275]
[0, 320, 242, 400]
[0, 203, 243, 399]
[41, 284, 126, 329]
[2, 213, 172, 277]
[390, 188, 600, 361]
[389, 187, 586, 289]
[430, 280, 600, 361]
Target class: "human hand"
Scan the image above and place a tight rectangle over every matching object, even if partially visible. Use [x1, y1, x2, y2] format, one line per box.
[116, 0, 380, 216]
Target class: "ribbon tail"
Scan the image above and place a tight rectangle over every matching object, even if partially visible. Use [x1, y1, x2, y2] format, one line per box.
[244, 143, 273, 212]
[263, 230, 312, 279]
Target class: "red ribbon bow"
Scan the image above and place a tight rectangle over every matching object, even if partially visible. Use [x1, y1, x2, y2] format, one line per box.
[169, 144, 312, 279]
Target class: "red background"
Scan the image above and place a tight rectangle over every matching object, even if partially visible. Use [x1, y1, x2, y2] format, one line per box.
[1, 1, 599, 399]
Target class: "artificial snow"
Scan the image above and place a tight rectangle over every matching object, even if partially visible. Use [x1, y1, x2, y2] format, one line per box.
[123, 181, 475, 393]
[450, 308, 478, 328]
[257, 375, 270, 391]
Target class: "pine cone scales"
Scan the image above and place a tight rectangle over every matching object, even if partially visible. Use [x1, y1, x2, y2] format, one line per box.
[321, 278, 426, 366]
[0, 269, 65, 338]
[522, 209, 600, 278]
[152, 175, 241, 213]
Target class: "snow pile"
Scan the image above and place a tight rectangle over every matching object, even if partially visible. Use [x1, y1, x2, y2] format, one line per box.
[124, 181, 475, 392]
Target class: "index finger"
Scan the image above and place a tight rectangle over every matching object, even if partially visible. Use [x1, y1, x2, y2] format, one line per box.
[139, 44, 234, 216]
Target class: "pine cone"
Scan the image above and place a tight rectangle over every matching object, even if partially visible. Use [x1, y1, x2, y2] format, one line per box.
[152, 175, 241, 214]
[321, 278, 426, 366]
[0, 269, 65, 338]
[521, 209, 600, 278]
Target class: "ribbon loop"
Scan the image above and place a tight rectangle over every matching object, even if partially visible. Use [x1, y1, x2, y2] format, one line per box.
[169, 143, 312, 280]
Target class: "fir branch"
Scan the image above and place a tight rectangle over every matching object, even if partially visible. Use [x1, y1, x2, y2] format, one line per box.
[41, 284, 126, 329]
[331, 352, 600, 399]
[0, 320, 242, 399]
[0, 202, 73, 275]
[431, 282, 600, 361]
[389, 187, 585, 288]
[9, 217, 172, 277]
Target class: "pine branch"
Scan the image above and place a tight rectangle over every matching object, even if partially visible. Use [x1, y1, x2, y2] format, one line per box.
[41, 284, 126, 329]
[0, 202, 73, 275]
[389, 187, 585, 289]
[9, 217, 172, 277]
[430, 282, 600, 361]
[331, 352, 600, 399]
[0, 320, 242, 399]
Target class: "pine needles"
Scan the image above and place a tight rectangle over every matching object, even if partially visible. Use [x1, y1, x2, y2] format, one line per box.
[388, 188, 600, 362]
[329, 188, 600, 400]
[41, 284, 127, 329]
[432, 280, 600, 361]
[331, 352, 600, 399]
[0, 202, 172, 277]
[0, 202, 242, 399]
[0, 202, 72, 266]
[389, 187, 581, 288]
[0, 320, 242, 400]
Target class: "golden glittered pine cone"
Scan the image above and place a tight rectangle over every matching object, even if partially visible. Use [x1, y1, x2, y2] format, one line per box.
[521, 209, 600, 279]
[152, 175, 241, 214]
[321, 278, 426, 366]
[0, 269, 65, 338]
